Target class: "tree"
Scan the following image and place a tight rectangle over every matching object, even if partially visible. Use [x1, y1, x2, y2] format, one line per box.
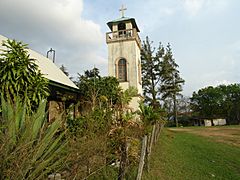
[0, 39, 49, 110]
[141, 37, 164, 109]
[76, 67, 121, 110]
[220, 84, 240, 124]
[192, 84, 240, 125]
[159, 43, 185, 127]
[177, 96, 192, 126]
[191, 86, 224, 126]
[60, 64, 69, 76]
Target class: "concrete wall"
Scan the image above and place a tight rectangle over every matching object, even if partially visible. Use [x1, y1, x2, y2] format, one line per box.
[107, 20, 142, 112]
[108, 40, 142, 95]
[129, 96, 142, 112]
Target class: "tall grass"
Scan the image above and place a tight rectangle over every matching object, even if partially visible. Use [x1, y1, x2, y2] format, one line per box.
[0, 97, 67, 179]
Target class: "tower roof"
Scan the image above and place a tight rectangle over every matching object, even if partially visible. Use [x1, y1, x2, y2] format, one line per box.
[107, 17, 140, 32]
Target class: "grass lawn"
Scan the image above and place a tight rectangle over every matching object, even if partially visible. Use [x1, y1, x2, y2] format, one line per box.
[143, 126, 240, 180]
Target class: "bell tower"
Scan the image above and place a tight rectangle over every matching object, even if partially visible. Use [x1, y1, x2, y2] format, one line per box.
[106, 6, 142, 111]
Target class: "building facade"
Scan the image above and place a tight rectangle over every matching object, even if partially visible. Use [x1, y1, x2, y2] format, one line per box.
[106, 12, 142, 111]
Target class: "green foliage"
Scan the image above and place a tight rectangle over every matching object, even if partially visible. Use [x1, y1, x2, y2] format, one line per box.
[0, 96, 67, 179]
[138, 102, 158, 126]
[67, 116, 86, 135]
[159, 43, 185, 126]
[141, 36, 164, 108]
[118, 86, 138, 108]
[159, 43, 185, 100]
[68, 68, 142, 179]
[0, 39, 49, 111]
[191, 86, 223, 119]
[76, 68, 121, 109]
[191, 84, 240, 125]
[138, 102, 167, 133]
[141, 37, 184, 126]
[67, 107, 114, 136]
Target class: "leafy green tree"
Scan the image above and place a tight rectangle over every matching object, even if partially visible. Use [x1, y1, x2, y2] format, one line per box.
[220, 84, 240, 124]
[191, 84, 240, 125]
[191, 86, 224, 126]
[159, 43, 185, 127]
[0, 39, 49, 110]
[141, 37, 164, 109]
[76, 68, 121, 110]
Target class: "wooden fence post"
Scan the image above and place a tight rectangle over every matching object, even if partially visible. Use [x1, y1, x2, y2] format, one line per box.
[145, 134, 151, 173]
[150, 124, 156, 149]
[136, 135, 147, 180]
[154, 123, 160, 143]
[118, 137, 128, 180]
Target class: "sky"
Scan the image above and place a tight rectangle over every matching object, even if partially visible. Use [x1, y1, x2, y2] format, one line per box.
[0, 0, 239, 96]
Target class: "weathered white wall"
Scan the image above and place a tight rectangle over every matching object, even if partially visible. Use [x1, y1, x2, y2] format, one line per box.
[126, 22, 132, 29]
[129, 96, 142, 112]
[108, 40, 142, 95]
[204, 119, 226, 126]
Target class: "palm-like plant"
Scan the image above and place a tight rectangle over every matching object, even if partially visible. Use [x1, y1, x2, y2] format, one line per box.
[0, 97, 67, 179]
[138, 102, 158, 126]
[0, 39, 49, 112]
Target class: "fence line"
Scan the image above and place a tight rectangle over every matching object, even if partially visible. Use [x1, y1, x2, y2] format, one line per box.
[48, 123, 163, 180]
[136, 123, 163, 180]
[136, 135, 147, 180]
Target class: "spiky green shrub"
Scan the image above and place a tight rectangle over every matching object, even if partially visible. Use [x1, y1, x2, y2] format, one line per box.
[0, 97, 67, 179]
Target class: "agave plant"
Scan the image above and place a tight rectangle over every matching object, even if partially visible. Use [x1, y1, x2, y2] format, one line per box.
[0, 96, 67, 179]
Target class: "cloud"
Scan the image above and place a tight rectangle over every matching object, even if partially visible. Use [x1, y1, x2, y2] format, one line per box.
[183, 0, 228, 16]
[0, 0, 105, 76]
[183, 0, 205, 16]
[162, 7, 176, 16]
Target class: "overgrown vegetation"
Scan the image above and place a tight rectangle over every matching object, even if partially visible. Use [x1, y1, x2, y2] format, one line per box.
[62, 68, 146, 179]
[0, 39, 66, 179]
[0, 97, 67, 179]
[0, 38, 166, 179]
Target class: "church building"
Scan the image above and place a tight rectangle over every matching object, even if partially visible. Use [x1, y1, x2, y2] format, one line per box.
[106, 6, 142, 111]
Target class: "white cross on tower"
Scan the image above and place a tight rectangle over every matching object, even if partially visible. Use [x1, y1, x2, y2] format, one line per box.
[119, 5, 127, 18]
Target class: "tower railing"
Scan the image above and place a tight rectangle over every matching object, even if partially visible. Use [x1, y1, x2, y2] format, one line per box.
[106, 28, 141, 48]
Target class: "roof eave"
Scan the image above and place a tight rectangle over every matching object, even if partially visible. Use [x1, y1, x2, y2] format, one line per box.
[49, 80, 80, 93]
[107, 18, 140, 32]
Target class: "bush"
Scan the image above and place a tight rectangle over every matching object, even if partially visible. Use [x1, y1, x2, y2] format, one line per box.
[0, 97, 67, 179]
[0, 39, 49, 112]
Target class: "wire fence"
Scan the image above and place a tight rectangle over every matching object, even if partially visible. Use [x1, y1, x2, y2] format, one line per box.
[48, 122, 164, 180]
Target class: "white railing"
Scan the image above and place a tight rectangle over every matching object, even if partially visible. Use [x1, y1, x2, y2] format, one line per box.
[106, 28, 141, 48]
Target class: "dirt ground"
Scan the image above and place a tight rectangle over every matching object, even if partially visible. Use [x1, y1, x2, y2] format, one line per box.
[169, 126, 240, 147]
